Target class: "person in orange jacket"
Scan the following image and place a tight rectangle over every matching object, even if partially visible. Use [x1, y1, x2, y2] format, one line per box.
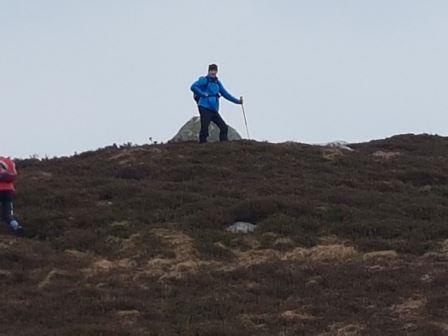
[0, 157, 24, 235]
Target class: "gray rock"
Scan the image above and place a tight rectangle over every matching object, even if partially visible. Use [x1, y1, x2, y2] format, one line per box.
[227, 222, 258, 234]
[170, 116, 242, 143]
[319, 141, 354, 151]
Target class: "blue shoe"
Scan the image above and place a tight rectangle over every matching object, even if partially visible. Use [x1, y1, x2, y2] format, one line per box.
[9, 220, 25, 236]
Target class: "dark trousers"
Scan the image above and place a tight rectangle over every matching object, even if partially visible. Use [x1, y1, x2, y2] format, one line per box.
[198, 106, 229, 143]
[0, 191, 14, 224]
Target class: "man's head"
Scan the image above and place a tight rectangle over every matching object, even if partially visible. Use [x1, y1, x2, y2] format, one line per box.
[208, 64, 218, 78]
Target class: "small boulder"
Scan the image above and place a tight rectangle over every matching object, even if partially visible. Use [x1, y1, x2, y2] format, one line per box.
[320, 141, 354, 151]
[170, 116, 242, 142]
[227, 222, 258, 234]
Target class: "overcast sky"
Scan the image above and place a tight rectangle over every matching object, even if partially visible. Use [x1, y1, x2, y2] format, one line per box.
[1, 0, 447, 158]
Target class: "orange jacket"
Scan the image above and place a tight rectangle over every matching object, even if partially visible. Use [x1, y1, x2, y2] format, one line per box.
[0, 157, 17, 192]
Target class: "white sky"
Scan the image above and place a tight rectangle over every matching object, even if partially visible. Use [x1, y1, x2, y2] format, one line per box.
[1, 0, 447, 158]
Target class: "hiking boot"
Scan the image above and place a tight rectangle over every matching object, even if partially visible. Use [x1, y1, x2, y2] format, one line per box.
[9, 220, 25, 237]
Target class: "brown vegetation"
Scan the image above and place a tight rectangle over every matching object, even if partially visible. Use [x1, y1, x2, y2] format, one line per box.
[1, 134, 448, 335]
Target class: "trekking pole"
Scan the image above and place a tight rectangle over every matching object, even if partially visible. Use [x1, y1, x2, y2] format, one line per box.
[240, 97, 251, 140]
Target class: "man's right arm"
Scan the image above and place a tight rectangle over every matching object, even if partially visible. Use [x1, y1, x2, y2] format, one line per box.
[191, 77, 209, 98]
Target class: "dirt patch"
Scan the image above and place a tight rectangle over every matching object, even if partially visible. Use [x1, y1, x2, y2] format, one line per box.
[132, 229, 219, 281]
[280, 309, 316, 321]
[307, 245, 358, 263]
[227, 244, 358, 271]
[392, 295, 427, 320]
[322, 148, 345, 160]
[282, 244, 358, 263]
[38, 269, 70, 289]
[108, 147, 163, 165]
[336, 324, 365, 336]
[363, 250, 399, 262]
[150, 228, 198, 260]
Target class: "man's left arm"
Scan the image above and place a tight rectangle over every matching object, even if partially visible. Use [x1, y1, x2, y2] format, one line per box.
[0, 172, 16, 183]
[218, 81, 242, 104]
[0, 161, 17, 182]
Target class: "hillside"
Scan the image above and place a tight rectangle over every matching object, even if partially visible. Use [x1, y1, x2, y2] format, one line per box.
[1, 134, 448, 335]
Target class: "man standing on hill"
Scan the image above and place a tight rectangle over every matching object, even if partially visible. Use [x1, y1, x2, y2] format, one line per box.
[0, 156, 24, 236]
[191, 64, 243, 143]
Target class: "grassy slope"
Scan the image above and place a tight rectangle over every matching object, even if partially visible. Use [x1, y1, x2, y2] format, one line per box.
[1, 134, 448, 335]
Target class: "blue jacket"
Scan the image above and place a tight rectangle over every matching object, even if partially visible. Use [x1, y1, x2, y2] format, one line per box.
[191, 75, 241, 112]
